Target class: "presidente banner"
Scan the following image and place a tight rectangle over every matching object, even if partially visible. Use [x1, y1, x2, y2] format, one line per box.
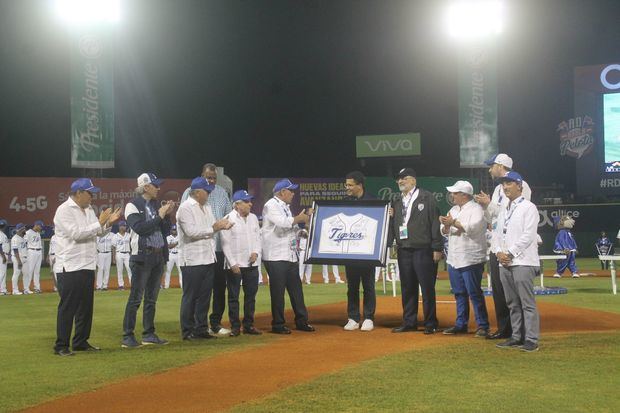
[0, 177, 190, 225]
[356, 133, 421, 158]
[247, 176, 479, 217]
[70, 28, 115, 168]
[458, 42, 498, 168]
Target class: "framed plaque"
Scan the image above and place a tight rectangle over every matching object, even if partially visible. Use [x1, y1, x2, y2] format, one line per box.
[304, 200, 390, 266]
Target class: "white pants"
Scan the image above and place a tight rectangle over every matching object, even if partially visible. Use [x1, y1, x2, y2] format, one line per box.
[164, 253, 181, 288]
[0, 257, 7, 293]
[96, 252, 112, 289]
[322, 265, 342, 283]
[12, 256, 26, 293]
[25, 250, 42, 291]
[115, 252, 132, 287]
[298, 250, 313, 284]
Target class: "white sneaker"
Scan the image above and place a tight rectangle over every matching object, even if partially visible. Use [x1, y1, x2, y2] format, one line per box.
[13, 291, 23, 295]
[344, 319, 359, 331]
[215, 327, 231, 336]
[553, 274, 562, 278]
[360, 319, 374, 332]
[324, 280, 329, 284]
[335, 279, 345, 284]
[572, 273, 580, 278]
[23, 290, 32, 295]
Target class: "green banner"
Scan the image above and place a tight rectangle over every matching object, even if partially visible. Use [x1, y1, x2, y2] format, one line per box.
[366, 176, 479, 215]
[356, 133, 421, 158]
[70, 28, 114, 168]
[458, 43, 497, 168]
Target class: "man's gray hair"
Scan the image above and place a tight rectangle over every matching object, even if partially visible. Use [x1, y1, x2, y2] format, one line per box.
[135, 186, 146, 194]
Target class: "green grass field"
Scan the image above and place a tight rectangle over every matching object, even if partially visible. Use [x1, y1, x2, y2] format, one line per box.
[0, 258, 618, 412]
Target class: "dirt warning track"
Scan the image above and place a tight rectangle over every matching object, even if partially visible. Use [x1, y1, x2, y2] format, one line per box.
[23, 297, 620, 413]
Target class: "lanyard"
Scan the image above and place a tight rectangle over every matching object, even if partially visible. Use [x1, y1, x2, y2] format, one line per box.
[273, 198, 291, 217]
[502, 197, 525, 233]
[401, 188, 418, 224]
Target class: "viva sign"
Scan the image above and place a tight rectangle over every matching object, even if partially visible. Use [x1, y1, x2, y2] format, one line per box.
[356, 133, 421, 158]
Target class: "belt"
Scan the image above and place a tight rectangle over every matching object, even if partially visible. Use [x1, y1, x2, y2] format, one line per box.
[119, 251, 130, 254]
[98, 251, 111, 254]
[170, 251, 178, 254]
[145, 247, 163, 255]
[29, 248, 42, 251]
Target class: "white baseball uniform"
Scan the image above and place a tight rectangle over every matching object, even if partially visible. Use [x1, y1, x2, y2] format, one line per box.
[112, 231, 132, 288]
[24, 228, 43, 292]
[164, 234, 181, 289]
[96, 232, 114, 289]
[48, 235, 58, 284]
[318, 213, 377, 254]
[298, 236, 312, 284]
[11, 233, 27, 294]
[0, 231, 10, 294]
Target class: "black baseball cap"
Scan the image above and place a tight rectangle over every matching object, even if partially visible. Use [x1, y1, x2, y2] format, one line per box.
[396, 168, 416, 179]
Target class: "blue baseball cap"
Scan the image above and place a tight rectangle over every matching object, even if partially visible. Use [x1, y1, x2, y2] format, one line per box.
[273, 178, 299, 193]
[137, 172, 163, 188]
[498, 171, 523, 184]
[34, 220, 44, 227]
[484, 153, 513, 168]
[191, 177, 215, 192]
[0, 219, 7, 226]
[118, 220, 127, 227]
[15, 223, 25, 231]
[233, 190, 254, 203]
[71, 178, 101, 193]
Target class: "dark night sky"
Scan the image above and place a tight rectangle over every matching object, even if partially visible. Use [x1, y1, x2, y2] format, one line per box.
[1, 0, 620, 192]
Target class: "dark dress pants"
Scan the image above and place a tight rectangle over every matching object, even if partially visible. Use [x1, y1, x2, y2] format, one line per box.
[397, 247, 438, 328]
[209, 251, 227, 328]
[345, 264, 376, 322]
[55, 269, 95, 351]
[123, 252, 164, 340]
[226, 266, 259, 330]
[263, 260, 309, 329]
[180, 264, 214, 338]
[489, 252, 512, 336]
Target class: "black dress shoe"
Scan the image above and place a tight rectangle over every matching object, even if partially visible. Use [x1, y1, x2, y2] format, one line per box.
[486, 331, 511, 340]
[423, 327, 438, 335]
[73, 343, 101, 352]
[54, 348, 75, 357]
[229, 329, 241, 337]
[271, 326, 292, 334]
[183, 333, 216, 341]
[243, 327, 262, 335]
[391, 325, 418, 333]
[296, 324, 315, 332]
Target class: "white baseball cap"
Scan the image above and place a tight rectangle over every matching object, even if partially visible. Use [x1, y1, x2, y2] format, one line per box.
[446, 180, 474, 195]
[137, 172, 164, 188]
[484, 153, 513, 169]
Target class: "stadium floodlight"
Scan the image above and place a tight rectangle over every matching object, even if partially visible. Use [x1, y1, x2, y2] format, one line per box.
[53, 0, 121, 24]
[444, 1, 503, 39]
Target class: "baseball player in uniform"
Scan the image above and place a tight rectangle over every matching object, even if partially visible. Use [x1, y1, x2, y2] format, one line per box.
[96, 232, 114, 290]
[0, 219, 10, 295]
[298, 233, 313, 284]
[112, 221, 132, 290]
[322, 265, 344, 284]
[48, 233, 59, 292]
[24, 220, 44, 293]
[164, 224, 181, 289]
[11, 223, 28, 295]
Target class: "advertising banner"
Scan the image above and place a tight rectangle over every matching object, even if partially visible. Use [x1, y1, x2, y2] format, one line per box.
[458, 43, 498, 168]
[355, 133, 421, 158]
[70, 28, 115, 168]
[0, 177, 190, 225]
[248, 176, 479, 217]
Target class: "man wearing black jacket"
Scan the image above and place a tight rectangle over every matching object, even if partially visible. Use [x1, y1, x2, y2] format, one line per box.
[389, 168, 443, 334]
[122, 173, 175, 348]
[342, 171, 377, 332]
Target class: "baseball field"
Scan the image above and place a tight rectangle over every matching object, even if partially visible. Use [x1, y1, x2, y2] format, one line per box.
[1, 258, 618, 413]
